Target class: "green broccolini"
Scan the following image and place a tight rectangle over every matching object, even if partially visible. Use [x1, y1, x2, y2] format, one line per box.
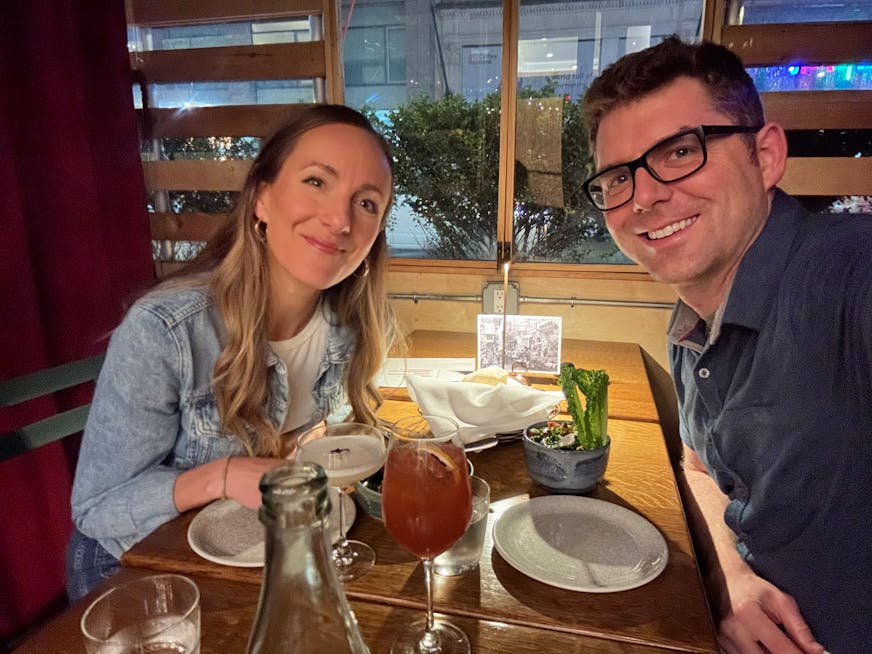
[557, 363, 610, 450]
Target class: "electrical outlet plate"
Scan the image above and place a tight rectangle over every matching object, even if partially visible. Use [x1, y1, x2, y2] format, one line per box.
[482, 281, 519, 314]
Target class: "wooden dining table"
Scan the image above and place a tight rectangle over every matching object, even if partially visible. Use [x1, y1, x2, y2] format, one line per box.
[18, 331, 717, 654]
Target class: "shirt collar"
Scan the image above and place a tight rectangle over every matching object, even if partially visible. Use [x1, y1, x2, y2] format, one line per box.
[667, 189, 806, 348]
[720, 189, 805, 331]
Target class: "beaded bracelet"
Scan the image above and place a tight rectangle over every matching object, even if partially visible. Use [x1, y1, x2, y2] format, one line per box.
[220, 455, 233, 500]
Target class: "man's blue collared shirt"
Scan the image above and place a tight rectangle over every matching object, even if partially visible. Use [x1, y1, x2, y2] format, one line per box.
[669, 190, 872, 651]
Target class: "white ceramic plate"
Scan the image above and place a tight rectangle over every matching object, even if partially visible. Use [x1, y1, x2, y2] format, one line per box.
[463, 436, 499, 453]
[187, 488, 355, 567]
[492, 496, 668, 592]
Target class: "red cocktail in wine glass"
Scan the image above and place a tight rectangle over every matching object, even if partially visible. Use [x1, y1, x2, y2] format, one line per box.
[382, 415, 472, 654]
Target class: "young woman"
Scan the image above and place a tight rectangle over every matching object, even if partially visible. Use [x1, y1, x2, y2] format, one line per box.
[67, 105, 398, 599]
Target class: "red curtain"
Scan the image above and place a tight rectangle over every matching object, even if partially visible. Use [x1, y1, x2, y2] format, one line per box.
[0, 0, 154, 639]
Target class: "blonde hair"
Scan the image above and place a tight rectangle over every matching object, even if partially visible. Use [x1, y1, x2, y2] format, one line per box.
[163, 105, 399, 456]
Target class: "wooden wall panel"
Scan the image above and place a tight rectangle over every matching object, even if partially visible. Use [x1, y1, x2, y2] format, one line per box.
[128, 0, 322, 25]
[130, 42, 325, 83]
[139, 105, 315, 139]
[781, 157, 872, 196]
[142, 160, 251, 191]
[386, 271, 677, 370]
[150, 212, 232, 241]
[762, 91, 872, 130]
[722, 22, 872, 67]
[387, 259, 656, 282]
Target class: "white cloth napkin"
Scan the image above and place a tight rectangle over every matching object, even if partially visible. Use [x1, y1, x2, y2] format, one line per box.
[406, 375, 564, 443]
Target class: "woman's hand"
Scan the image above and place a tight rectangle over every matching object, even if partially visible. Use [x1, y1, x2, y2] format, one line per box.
[223, 456, 286, 509]
[173, 455, 284, 513]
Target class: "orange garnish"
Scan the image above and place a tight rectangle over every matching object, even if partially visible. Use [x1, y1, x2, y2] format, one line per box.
[418, 443, 458, 472]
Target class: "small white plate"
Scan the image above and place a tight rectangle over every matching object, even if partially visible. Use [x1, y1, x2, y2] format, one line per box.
[463, 436, 499, 452]
[187, 488, 355, 567]
[492, 495, 668, 592]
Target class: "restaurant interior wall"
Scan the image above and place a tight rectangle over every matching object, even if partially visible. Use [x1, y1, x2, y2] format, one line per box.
[387, 270, 677, 369]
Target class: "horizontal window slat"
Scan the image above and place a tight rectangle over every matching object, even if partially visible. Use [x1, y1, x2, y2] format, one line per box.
[511, 262, 649, 279]
[128, 0, 324, 26]
[762, 91, 872, 130]
[781, 157, 872, 196]
[138, 104, 317, 138]
[143, 160, 252, 191]
[152, 257, 654, 282]
[150, 212, 233, 241]
[722, 21, 872, 66]
[387, 258, 650, 280]
[130, 42, 325, 83]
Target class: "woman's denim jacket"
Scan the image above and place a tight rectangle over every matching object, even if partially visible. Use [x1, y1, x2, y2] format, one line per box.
[71, 286, 354, 558]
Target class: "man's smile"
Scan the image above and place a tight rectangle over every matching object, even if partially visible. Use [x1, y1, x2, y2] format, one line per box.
[644, 215, 698, 240]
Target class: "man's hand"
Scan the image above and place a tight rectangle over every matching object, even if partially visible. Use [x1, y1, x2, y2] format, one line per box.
[679, 445, 825, 654]
[716, 563, 824, 654]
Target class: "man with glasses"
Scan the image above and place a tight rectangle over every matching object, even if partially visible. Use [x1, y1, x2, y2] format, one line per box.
[582, 37, 870, 653]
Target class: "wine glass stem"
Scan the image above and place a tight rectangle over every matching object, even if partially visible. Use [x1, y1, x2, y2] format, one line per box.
[334, 486, 350, 557]
[422, 558, 437, 645]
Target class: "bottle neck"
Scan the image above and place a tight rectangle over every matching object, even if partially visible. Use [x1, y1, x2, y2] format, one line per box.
[246, 462, 370, 654]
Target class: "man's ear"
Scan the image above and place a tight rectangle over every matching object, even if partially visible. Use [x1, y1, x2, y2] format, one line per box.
[755, 122, 788, 192]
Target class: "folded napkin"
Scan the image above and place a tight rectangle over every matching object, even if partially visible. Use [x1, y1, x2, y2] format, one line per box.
[406, 375, 564, 443]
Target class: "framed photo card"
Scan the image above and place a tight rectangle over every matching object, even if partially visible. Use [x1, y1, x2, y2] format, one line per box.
[476, 314, 563, 374]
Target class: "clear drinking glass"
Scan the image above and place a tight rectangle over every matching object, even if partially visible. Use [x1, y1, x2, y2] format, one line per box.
[80, 574, 200, 653]
[381, 415, 473, 654]
[298, 422, 387, 581]
[434, 476, 490, 576]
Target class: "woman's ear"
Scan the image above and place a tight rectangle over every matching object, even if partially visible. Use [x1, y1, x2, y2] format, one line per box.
[755, 122, 788, 192]
[253, 181, 269, 225]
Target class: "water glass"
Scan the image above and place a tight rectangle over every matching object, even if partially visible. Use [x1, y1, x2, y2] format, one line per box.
[80, 574, 200, 654]
[434, 476, 490, 576]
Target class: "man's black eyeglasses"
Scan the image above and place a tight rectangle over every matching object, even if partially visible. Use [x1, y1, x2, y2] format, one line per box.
[582, 124, 763, 211]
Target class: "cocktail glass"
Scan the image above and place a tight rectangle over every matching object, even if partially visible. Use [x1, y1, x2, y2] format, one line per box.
[382, 415, 472, 654]
[298, 422, 386, 581]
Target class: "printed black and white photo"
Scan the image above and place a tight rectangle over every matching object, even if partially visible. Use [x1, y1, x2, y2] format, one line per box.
[476, 314, 562, 374]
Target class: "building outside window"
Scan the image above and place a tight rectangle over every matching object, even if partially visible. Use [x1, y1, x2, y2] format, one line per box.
[340, 0, 705, 263]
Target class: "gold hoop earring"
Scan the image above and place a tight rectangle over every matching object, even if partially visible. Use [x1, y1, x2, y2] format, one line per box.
[356, 258, 370, 278]
[255, 219, 267, 243]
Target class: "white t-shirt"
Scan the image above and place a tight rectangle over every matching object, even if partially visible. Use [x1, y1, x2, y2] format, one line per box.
[269, 303, 330, 434]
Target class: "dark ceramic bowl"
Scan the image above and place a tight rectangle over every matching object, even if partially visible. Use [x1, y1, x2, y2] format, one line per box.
[353, 459, 474, 522]
[353, 467, 386, 521]
[522, 420, 610, 494]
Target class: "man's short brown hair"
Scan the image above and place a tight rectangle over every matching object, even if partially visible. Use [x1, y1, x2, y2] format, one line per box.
[583, 36, 764, 152]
